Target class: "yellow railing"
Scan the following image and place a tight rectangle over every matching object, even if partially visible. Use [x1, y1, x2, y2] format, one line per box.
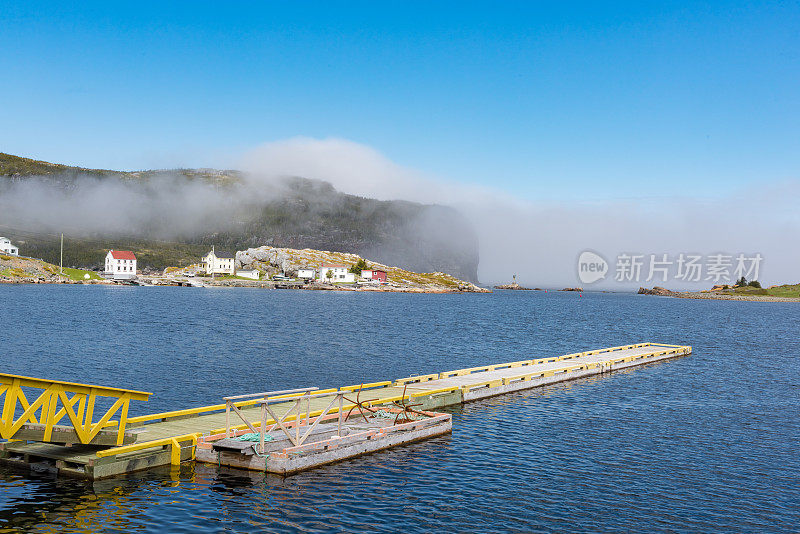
[125, 344, 687, 429]
[0, 373, 151, 446]
[436, 343, 660, 379]
[341, 381, 392, 391]
[394, 373, 440, 385]
[126, 383, 391, 426]
[126, 388, 339, 425]
[449, 344, 691, 394]
[96, 433, 201, 465]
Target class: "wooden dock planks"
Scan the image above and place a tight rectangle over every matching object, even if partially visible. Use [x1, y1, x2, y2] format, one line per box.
[0, 342, 691, 479]
[403, 343, 691, 402]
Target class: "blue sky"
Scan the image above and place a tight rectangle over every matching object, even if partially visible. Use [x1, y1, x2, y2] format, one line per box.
[1, 1, 798, 201]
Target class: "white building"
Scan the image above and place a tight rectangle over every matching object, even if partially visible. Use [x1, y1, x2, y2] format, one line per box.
[319, 265, 355, 283]
[297, 269, 316, 280]
[104, 250, 137, 280]
[0, 237, 19, 256]
[237, 269, 260, 280]
[202, 248, 235, 275]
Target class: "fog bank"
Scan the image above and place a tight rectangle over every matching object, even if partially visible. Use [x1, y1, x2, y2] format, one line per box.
[243, 138, 800, 289]
[2, 136, 797, 289]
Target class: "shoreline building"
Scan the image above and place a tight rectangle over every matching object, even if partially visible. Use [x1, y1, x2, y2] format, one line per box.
[0, 237, 19, 256]
[236, 269, 260, 280]
[297, 268, 316, 280]
[361, 269, 387, 283]
[202, 248, 235, 275]
[104, 250, 137, 280]
[319, 264, 355, 283]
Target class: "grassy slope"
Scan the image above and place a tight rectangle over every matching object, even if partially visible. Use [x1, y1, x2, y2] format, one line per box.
[0, 152, 126, 178]
[0, 152, 237, 183]
[727, 284, 800, 298]
[0, 254, 98, 280]
[215, 273, 261, 281]
[60, 267, 103, 281]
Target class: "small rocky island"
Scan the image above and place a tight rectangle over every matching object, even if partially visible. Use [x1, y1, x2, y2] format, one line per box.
[494, 275, 537, 290]
[493, 282, 534, 290]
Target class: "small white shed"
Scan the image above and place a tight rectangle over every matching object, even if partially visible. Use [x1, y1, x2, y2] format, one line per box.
[297, 269, 316, 280]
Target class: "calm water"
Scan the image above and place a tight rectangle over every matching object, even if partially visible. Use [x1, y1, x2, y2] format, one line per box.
[1, 285, 798, 533]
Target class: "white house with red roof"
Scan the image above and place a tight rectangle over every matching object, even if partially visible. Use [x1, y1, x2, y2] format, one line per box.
[104, 250, 137, 280]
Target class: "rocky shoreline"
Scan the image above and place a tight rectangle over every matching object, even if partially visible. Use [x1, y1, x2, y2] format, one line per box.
[638, 286, 800, 302]
[143, 276, 490, 293]
[0, 275, 491, 293]
[1, 248, 490, 293]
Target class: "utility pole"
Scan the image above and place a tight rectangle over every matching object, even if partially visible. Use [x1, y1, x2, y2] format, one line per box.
[60, 233, 64, 275]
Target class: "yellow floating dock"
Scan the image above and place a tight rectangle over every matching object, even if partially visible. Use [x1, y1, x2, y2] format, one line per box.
[0, 342, 691, 479]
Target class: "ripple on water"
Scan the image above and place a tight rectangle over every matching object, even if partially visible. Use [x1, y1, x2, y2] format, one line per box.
[0, 288, 798, 532]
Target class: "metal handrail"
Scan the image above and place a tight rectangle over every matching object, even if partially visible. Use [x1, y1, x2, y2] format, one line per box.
[224, 389, 352, 454]
[223, 387, 321, 439]
[223, 387, 317, 402]
[262, 389, 347, 405]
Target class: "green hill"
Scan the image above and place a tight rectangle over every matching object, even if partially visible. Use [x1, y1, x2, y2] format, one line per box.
[727, 283, 800, 298]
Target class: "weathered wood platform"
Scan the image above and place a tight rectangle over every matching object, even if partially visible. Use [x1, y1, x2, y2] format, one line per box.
[196, 409, 453, 475]
[0, 342, 691, 479]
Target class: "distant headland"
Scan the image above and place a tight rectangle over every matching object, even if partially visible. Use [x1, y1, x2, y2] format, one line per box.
[638, 281, 800, 302]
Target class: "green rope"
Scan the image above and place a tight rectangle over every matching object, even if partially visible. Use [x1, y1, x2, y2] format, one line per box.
[234, 432, 274, 442]
[232, 433, 275, 459]
[370, 409, 427, 421]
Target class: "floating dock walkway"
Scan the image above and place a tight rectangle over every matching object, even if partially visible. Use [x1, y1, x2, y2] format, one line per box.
[0, 343, 691, 479]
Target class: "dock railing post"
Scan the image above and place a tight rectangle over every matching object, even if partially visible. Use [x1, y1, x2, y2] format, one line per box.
[296, 395, 302, 444]
[338, 393, 343, 437]
[306, 393, 311, 431]
[225, 401, 230, 438]
[259, 399, 266, 455]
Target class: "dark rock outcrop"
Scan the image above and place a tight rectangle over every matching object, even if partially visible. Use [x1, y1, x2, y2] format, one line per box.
[638, 286, 675, 296]
[494, 283, 533, 290]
